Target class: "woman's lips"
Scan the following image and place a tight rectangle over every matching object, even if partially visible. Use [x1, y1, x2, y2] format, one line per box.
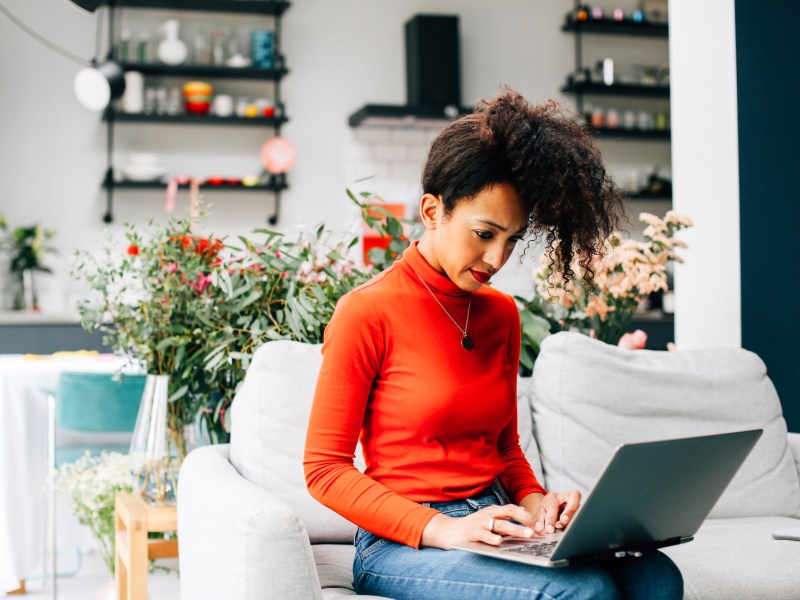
[470, 269, 491, 284]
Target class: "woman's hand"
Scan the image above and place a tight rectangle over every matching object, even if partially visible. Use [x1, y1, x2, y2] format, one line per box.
[420, 504, 534, 550]
[520, 490, 581, 535]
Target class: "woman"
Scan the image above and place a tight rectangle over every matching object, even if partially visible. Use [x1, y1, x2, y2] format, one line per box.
[304, 89, 683, 599]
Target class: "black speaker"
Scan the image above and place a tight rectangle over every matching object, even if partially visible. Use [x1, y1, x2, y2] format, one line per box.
[405, 15, 461, 108]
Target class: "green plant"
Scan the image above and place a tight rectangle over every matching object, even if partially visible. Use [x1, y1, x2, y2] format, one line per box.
[0, 213, 57, 309]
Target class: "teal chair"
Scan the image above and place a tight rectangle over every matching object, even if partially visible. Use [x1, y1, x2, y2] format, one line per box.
[46, 371, 146, 597]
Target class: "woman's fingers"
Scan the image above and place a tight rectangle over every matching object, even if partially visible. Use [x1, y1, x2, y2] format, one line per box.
[557, 489, 581, 528]
[475, 505, 534, 545]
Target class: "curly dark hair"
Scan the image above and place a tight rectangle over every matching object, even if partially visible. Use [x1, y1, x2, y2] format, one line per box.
[422, 87, 624, 286]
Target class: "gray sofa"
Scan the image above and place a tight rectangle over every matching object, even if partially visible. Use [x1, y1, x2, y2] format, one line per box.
[178, 333, 800, 599]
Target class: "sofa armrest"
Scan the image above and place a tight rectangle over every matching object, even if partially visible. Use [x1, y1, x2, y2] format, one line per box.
[178, 444, 323, 600]
[789, 433, 800, 481]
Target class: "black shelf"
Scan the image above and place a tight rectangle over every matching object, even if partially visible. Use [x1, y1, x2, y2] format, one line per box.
[588, 126, 671, 141]
[627, 192, 672, 201]
[104, 109, 288, 127]
[120, 62, 288, 80]
[562, 15, 668, 38]
[562, 81, 670, 98]
[103, 180, 288, 192]
[106, 0, 290, 16]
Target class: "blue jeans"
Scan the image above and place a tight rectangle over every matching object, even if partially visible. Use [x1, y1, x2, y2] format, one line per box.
[353, 485, 683, 600]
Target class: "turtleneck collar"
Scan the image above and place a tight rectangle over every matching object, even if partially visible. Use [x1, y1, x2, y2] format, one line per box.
[398, 241, 471, 298]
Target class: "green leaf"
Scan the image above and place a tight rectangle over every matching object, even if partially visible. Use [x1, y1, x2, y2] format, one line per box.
[168, 385, 189, 403]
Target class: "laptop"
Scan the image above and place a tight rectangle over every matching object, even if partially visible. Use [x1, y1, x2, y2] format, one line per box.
[453, 429, 762, 567]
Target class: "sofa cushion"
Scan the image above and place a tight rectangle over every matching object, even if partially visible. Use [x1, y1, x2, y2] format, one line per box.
[531, 332, 800, 519]
[516, 376, 544, 481]
[661, 516, 800, 600]
[230, 341, 365, 543]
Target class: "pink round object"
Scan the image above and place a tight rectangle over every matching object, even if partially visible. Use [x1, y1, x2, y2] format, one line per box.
[260, 136, 297, 174]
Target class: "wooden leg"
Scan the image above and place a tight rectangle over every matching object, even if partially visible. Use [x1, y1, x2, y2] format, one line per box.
[127, 518, 148, 600]
[7, 579, 26, 595]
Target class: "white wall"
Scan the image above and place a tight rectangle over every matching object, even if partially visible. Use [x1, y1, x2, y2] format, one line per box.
[669, 0, 741, 349]
[0, 0, 670, 311]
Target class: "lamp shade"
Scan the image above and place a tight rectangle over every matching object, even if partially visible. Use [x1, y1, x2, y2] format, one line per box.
[74, 60, 126, 111]
[68, 0, 103, 12]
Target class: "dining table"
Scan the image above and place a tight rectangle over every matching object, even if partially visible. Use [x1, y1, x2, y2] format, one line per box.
[0, 351, 132, 594]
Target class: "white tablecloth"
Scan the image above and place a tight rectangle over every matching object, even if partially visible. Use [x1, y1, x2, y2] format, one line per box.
[0, 353, 131, 593]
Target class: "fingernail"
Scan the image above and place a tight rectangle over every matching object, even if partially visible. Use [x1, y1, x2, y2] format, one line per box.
[546, 524, 555, 534]
[535, 521, 543, 530]
[523, 527, 533, 536]
[561, 515, 570, 523]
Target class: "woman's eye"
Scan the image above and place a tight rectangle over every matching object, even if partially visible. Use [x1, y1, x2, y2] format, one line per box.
[509, 236, 523, 244]
[476, 231, 492, 240]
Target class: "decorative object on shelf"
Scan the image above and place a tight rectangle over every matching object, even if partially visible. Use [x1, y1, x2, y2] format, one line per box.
[260, 135, 296, 191]
[182, 80, 213, 114]
[251, 29, 275, 68]
[52, 451, 132, 576]
[157, 19, 188, 66]
[121, 70, 144, 113]
[642, 0, 669, 24]
[211, 93, 233, 117]
[121, 152, 167, 182]
[260, 135, 296, 174]
[516, 211, 693, 372]
[0, 214, 57, 311]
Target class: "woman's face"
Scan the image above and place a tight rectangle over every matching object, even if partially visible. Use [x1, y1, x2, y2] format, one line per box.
[418, 182, 529, 292]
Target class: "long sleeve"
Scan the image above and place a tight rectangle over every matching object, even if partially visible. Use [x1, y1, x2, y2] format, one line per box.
[304, 290, 439, 549]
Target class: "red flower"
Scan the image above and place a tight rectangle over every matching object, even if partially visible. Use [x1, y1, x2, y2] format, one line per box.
[181, 235, 192, 249]
[196, 238, 210, 255]
[127, 244, 140, 256]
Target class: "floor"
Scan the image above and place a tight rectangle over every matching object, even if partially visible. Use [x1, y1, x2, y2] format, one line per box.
[16, 551, 181, 599]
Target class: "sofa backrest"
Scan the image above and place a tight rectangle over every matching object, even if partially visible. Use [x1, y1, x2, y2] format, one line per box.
[228, 339, 544, 544]
[230, 341, 361, 544]
[529, 331, 800, 520]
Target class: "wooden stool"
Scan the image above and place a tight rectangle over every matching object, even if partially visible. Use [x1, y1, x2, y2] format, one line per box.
[7, 579, 26, 595]
[115, 493, 178, 600]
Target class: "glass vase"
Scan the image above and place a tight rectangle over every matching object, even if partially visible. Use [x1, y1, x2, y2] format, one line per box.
[128, 375, 208, 505]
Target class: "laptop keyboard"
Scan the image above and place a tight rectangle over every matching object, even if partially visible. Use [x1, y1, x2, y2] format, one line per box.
[500, 541, 558, 557]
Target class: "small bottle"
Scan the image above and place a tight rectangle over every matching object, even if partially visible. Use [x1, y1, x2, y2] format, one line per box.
[193, 28, 211, 65]
[212, 27, 225, 66]
[605, 108, 620, 128]
[137, 32, 149, 62]
[119, 30, 131, 62]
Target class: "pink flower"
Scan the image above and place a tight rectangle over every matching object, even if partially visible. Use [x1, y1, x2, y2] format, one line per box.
[618, 329, 647, 350]
[165, 262, 178, 272]
[191, 272, 212, 293]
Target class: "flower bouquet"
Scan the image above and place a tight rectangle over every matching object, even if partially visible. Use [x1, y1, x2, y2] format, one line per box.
[517, 211, 693, 374]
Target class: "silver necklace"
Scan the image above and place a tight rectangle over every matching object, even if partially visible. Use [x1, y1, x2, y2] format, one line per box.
[417, 274, 474, 350]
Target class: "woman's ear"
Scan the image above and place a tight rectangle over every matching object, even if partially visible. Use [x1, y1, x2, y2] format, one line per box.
[419, 193, 443, 230]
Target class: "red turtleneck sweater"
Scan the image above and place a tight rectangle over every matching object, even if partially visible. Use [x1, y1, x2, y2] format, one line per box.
[303, 241, 546, 548]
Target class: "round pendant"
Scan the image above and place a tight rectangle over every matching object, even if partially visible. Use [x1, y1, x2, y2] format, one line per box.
[461, 335, 474, 351]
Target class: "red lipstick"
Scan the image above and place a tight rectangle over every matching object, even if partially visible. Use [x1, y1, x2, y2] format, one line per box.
[470, 270, 491, 284]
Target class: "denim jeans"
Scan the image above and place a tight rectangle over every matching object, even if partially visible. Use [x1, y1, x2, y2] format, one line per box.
[353, 484, 683, 600]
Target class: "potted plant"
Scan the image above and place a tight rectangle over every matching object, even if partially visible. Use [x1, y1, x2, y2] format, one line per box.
[0, 213, 57, 310]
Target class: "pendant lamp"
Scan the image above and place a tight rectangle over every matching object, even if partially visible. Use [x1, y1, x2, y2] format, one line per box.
[74, 59, 126, 111]
[67, 0, 125, 110]
[68, 0, 102, 12]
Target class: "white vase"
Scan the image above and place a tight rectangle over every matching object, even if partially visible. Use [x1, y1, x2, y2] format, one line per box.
[157, 19, 188, 66]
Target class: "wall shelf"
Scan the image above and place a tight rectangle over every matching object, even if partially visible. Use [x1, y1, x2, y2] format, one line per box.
[100, 1, 290, 224]
[103, 180, 289, 192]
[105, 0, 290, 16]
[104, 108, 288, 127]
[119, 62, 289, 80]
[589, 126, 670, 141]
[562, 16, 668, 38]
[562, 81, 670, 98]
